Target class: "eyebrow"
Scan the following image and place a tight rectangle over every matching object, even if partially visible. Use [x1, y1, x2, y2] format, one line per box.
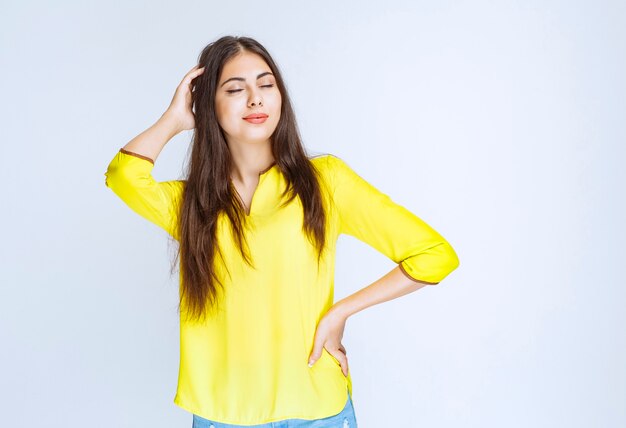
[220, 71, 274, 88]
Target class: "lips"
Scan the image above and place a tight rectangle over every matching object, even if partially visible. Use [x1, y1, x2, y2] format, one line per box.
[243, 113, 269, 124]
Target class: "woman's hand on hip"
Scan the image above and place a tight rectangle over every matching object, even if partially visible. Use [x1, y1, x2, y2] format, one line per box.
[308, 307, 350, 377]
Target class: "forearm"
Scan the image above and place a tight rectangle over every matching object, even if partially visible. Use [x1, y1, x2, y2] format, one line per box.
[122, 112, 181, 163]
[332, 265, 436, 320]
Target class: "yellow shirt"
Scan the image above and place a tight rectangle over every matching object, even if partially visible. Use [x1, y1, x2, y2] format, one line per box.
[104, 148, 460, 425]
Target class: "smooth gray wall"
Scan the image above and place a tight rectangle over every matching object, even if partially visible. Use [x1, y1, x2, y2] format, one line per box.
[1, 1, 624, 427]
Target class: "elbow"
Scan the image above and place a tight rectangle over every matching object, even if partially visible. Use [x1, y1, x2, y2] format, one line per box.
[443, 242, 460, 272]
[103, 163, 130, 194]
[104, 158, 121, 190]
[104, 150, 133, 190]
[433, 241, 460, 282]
[436, 242, 460, 283]
[104, 166, 122, 190]
[104, 170, 113, 188]
[400, 241, 460, 285]
[104, 158, 135, 192]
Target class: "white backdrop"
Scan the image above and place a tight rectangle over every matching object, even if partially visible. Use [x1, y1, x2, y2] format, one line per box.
[1, 1, 624, 427]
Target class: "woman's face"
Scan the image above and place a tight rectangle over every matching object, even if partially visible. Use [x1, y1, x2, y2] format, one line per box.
[215, 51, 282, 147]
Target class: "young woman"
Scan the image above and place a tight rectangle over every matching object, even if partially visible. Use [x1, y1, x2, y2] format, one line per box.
[104, 35, 459, 428]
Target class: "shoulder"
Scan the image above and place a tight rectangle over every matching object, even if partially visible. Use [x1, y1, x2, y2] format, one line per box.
[309, 153, 357, 186]
[309, 154, 343, 186]
[309, 153, 360, 183]
[309, 153, 333, 165]
[309, 153, 351, 174]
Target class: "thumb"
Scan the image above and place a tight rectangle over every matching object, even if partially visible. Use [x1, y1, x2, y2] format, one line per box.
[308, 342, 324, 367]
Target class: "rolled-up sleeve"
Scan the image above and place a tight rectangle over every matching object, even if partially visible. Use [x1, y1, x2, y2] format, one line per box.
[328, 155, 459, 284]
[104, 148, 184, 240]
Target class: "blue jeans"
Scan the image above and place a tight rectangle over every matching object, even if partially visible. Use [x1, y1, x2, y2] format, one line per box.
[192, 391, 358, 428]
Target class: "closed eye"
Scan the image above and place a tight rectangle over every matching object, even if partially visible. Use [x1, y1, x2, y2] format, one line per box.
[226, 84, 275, 94]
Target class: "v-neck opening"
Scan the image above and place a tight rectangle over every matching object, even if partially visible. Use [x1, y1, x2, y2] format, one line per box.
[231, 162, 278, 216]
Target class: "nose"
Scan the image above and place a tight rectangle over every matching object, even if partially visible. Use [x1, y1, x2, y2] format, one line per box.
[248, 87, 263, 107]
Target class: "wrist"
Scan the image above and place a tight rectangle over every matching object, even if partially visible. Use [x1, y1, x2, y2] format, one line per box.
[159, 111, 183, 137]
[330, 300, 352, 321]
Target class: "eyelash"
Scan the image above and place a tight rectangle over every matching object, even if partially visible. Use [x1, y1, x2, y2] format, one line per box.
[226, 84, 275, 94]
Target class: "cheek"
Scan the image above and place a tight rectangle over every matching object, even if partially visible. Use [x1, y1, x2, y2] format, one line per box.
[270, 92, 282, 113]
[216, 101, 239, 125]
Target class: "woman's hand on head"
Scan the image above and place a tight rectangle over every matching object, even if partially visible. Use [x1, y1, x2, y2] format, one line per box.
[308, 307, 350, 377]
[163, 64, 205, 133]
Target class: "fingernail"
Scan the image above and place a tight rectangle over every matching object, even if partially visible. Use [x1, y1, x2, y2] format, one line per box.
[308, 361, 314, 367]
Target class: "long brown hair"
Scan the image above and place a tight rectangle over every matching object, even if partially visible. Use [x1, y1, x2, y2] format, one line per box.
[169, 35, 329, 324]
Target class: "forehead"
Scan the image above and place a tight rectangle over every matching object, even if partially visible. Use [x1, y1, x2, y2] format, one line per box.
[220, 51, 272, 80]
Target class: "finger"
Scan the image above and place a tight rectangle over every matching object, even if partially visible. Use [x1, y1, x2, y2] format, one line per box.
[184, 75, 203, 88]
[339, 354, 349, 377]
[338, 344, 347, 355]
[189, 67, 205, 82]
[308, 338, 324, 367]
[326, 347, 348, 376]
[185, 65, 200, 78]
[183, 66, 205, 84]
[308, 350, 320, 367]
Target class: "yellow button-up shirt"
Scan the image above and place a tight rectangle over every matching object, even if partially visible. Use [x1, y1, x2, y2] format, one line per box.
[104, 148, 459, 425]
